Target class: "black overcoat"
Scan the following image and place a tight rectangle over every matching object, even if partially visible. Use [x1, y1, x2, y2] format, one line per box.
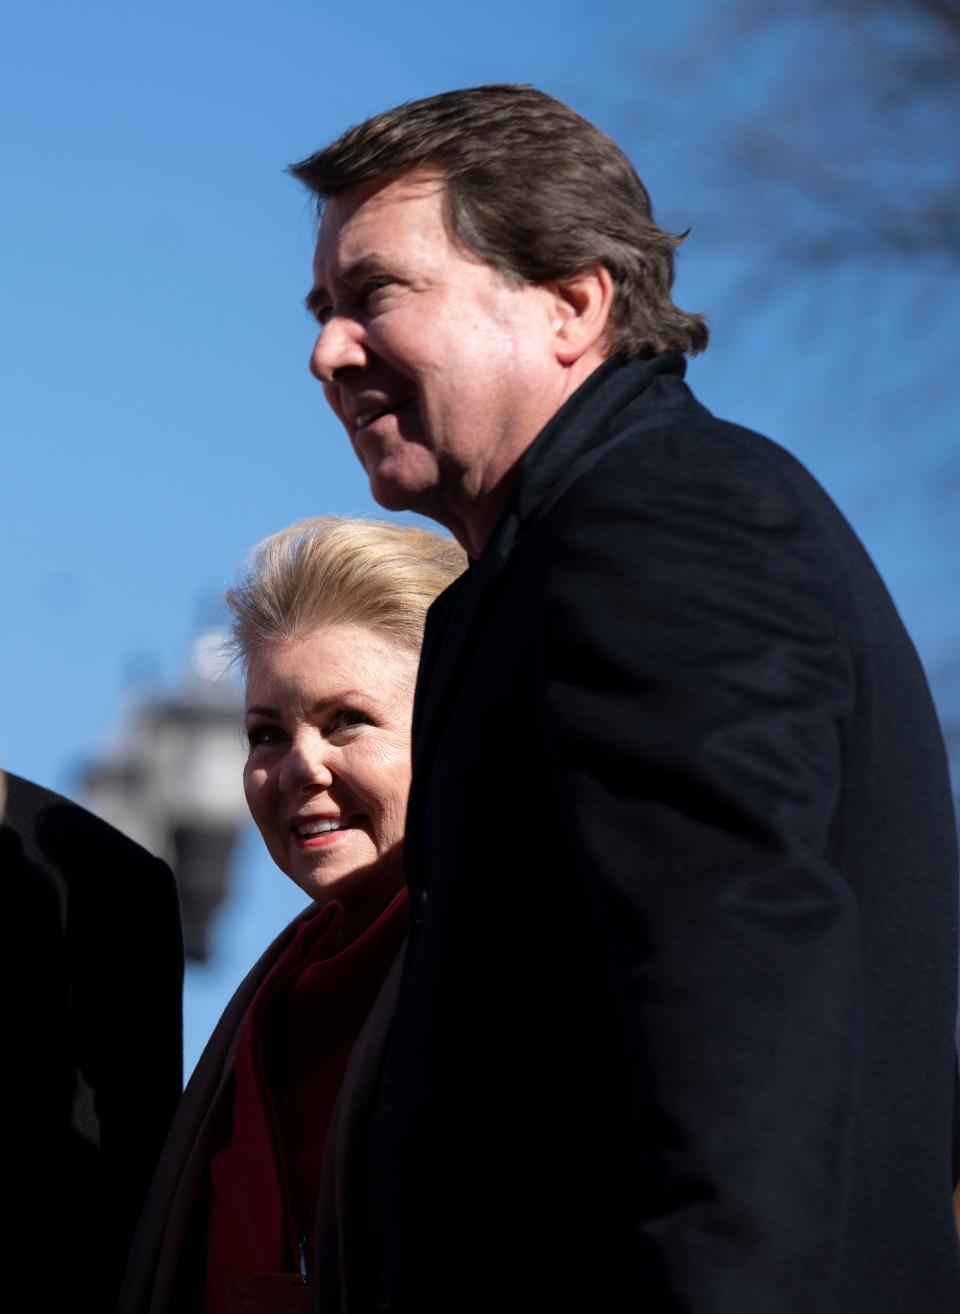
[346, 355, 960, 1312]
[0, 771, 183, 1311]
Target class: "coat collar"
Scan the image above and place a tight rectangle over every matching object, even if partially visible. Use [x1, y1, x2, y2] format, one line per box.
[483, 350, 686, 570]
[410, 352, 687, 785]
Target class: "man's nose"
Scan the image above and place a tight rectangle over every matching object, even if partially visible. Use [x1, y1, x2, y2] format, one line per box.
[280, 733, 335, 793]
[309, 314, 367, 384]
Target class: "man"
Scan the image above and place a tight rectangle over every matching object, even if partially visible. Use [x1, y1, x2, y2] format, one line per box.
[0, 769, 183, 1310]
[291, 86, 960, 1311]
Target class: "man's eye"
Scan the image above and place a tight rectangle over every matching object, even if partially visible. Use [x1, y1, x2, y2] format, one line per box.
[357, 279, 397, 312]
[313, 282, 391, 329]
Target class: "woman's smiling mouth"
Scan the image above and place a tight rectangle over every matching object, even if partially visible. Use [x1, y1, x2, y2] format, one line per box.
[291, 815, 367, 847]
[296, 818, 344, 837]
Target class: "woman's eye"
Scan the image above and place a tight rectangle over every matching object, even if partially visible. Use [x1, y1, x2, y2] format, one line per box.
[246, 724, 285, 749]
[331, 708, 370, 732]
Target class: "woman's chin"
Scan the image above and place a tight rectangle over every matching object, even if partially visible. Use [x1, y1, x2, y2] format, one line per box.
[285, 844, 390, 907]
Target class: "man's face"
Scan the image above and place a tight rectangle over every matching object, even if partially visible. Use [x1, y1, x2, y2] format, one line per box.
[308, 172, 563, 534]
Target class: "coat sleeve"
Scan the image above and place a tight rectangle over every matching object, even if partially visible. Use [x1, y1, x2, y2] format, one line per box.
[537, 434, 859, 1311]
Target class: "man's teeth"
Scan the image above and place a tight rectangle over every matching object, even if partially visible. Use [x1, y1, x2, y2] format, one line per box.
[297, 819, 344, 837]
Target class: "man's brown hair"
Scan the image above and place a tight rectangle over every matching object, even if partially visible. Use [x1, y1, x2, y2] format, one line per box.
[289, 84, 708, 360]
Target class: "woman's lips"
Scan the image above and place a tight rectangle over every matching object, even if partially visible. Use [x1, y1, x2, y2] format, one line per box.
[291, 816, 366, 849]
[295, 829, 348, 849]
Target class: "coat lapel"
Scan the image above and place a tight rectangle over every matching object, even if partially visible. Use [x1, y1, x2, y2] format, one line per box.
[411, 519, 515, 782]
[313, 941, 407, 1314]
[410, 353, 687, 785]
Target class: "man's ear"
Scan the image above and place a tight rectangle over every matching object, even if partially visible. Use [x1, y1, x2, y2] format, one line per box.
[549, 264, 614, 364]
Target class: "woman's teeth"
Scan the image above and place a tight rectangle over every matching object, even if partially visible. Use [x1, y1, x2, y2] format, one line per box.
[296, 819, 344, 837]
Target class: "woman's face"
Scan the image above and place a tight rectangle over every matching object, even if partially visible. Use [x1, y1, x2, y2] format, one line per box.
[243, 623, 418, 906]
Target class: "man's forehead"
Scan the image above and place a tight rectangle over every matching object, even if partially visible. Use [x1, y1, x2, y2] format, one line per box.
[315, 173, 445, 257]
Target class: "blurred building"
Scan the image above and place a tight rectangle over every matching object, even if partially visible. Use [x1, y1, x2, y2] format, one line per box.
[79, 628, 248, 960]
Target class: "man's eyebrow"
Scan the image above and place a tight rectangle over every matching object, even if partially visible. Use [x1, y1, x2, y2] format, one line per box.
[304, 255, 393, 318]
[245, 704, 280, 719]
[304, 285, 328, 317]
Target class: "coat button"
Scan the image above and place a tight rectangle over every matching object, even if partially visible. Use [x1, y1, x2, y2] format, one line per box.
[412, 885, 428, 924]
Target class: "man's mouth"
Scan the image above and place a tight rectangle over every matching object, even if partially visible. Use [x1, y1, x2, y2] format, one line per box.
[355, 400, 406, 430]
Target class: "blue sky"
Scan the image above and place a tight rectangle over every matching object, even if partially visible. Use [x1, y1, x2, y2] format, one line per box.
[3, 0, 957, 1070]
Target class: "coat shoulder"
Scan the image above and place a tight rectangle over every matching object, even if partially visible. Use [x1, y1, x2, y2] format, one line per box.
[1, 769, 177, 896]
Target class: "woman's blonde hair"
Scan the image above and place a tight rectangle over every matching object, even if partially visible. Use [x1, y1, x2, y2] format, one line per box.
[226, 516, 466, 669]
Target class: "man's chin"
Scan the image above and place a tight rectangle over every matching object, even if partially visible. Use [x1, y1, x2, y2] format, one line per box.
[369, 479, 416, 512]
[366, 466, 437, 515]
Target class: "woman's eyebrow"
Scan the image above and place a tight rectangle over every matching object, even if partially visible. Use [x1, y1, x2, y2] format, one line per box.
[309, 689, 365, 712]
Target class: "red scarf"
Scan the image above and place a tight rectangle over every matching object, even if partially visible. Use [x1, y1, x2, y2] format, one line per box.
[203, 887, 408, 1314]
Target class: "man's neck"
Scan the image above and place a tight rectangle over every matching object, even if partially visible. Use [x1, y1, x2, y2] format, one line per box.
[440, 351, 612, 557]
[435, 470, 521, 560]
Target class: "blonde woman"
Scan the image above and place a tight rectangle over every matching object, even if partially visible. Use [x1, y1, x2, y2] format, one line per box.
[119, 517, 464, 1314]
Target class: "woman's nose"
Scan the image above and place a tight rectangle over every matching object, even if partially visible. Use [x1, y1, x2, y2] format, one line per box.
[280, 734, 334, 792]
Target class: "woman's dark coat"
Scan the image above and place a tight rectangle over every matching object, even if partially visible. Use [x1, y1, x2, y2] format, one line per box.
[116, 909, 313, 1314]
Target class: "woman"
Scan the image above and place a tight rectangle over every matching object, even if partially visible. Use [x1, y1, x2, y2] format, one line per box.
[118, 516, 464, 1314]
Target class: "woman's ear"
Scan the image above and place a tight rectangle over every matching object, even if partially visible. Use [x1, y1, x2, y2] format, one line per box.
[549, 264, 615, 364]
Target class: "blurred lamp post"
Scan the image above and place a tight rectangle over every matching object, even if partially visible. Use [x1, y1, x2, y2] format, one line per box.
[80, 629, 248, 960]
